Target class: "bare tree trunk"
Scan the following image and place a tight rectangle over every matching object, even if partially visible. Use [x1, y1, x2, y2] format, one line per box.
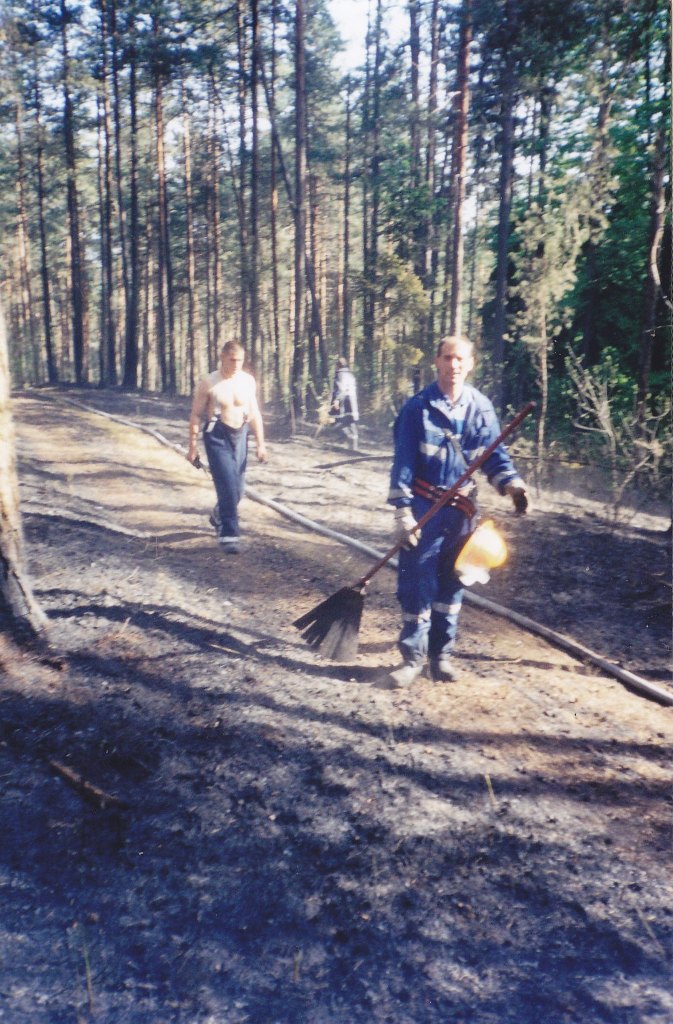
[152, 25, 175, 392]
[491, 0, 518, 394]
[636, 115, 667, 420]
[32, 67, 56, 383]
[342, 78, 352, 360]
[408, 0, 423, 281]
[424, 0, 440, 345]
[181, 77, 200, 393]
[448, 0, 472, 336]
[122, 8, 140, 389]
[236, 0, 250, 349]
[98, 0, 117, 385]
[307, 171, 328, 381]
[14, 99, 38, 380]
[96, 97, 109, 385]
[0, 299, 47, 640]
[269, 0, 282, 397]
[208, 72, 223, 367]
[249, 0, 261, 371]
[291, 0, 307, 419]
[581, 46, 613, 366]
[362, 0, 383, 398]
[60, 0, 88, 385]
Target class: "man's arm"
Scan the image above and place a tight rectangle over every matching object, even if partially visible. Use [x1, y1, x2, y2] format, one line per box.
[247, 381, 268, 463]
[187, 379, 208, 463]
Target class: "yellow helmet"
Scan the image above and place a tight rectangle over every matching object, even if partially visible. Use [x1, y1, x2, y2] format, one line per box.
[455, 519, 507, 586]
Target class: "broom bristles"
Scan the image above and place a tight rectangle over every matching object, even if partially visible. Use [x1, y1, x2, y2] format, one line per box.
[293, 586, 364, 662]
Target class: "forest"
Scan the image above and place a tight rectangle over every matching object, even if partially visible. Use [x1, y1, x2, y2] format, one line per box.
[0, 0, 671, 490]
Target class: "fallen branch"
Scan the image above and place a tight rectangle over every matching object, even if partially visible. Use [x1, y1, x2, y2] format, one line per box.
[48, 759, 128, 810]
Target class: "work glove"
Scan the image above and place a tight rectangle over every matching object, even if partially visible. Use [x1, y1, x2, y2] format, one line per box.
[504, 483, 528, 515]
[394, 507, 420, 549]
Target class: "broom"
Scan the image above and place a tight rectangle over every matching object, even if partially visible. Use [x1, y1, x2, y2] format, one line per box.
[293, 401, 536, 661]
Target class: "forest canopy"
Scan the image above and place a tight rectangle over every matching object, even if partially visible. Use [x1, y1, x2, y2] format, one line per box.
[0, 0, 670, 488]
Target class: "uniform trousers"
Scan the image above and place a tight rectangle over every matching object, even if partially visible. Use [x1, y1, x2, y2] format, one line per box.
[396, 503, 471, 666]
[203, 420, 248, 541]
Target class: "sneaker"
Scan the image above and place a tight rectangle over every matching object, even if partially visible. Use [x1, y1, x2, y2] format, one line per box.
[388, 663, 424, 688]
[430, 658, 457, 682]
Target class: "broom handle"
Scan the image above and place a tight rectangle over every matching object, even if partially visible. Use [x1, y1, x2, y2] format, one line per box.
[355, 401, 536, 589]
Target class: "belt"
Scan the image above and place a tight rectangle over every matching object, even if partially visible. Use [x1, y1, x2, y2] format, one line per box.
[412, 477, 476, 518]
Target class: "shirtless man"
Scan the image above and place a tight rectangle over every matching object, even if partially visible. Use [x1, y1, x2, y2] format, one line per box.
[187, 340, 268, 552]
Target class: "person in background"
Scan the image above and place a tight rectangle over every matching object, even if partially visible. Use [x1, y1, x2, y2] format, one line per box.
[387, 335, 528, 687]
[187, 340, 268, 553]
[329, 356, 360, 450]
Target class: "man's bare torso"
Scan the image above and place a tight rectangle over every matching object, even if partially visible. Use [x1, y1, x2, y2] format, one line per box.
[204, 369, 256, 429]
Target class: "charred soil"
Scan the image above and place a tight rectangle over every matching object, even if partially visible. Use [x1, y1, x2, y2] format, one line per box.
[2, 388, 672, 1024]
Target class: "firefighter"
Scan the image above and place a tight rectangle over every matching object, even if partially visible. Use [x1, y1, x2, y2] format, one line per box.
[387, 335, 528, 686]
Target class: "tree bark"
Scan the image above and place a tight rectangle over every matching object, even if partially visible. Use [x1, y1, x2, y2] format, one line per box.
[269, 0, 282, 397]
[448, 0, 472, 337]
[98, 0, 117, 386]
[181, 77, 200, 393]
[236, 0, 250, 350]
[60, 0, 89, 385]
[14, 97, 37, 383]
[636, 115, 667, 419]
[32, 66, 56, 384]
[292, 0, 307, 419]
[362, 0, 383, 398]
[0, 299, 48, 641]
[122, 5, 140, 389]
[249, 0, 261, 372]
[491, 0, 518, 394]
[342, 78, 352, 360]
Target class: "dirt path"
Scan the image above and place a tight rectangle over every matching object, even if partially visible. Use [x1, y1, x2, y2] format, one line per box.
[2, 389, 672, 1024]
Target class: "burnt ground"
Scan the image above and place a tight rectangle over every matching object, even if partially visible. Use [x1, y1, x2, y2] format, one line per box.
[1, 387, 672, 1024]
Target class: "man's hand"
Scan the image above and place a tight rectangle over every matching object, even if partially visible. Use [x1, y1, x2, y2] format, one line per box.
[256, 443, 269, 463]
[187, 449, 201, 468]
[394, 507, 420, 548]
[504, 483, 528, 515]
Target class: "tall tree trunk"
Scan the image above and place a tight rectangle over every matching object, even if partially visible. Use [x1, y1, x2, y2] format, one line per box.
[342, 78, 352, 360]
[98, 0, 117, 385]
[122, 9, 140, 389]
[236, 0, 249, 349]
[110, 0, 129, 330]
[424, 0, 440, 344]
[408, 0, 423, 280]
[636, 116, 667, 420]
[14, 98, 37, 380]
[581, 47, 613, 366]
[208, 72, 223, 367]
[491, 0, 518, 396]
[96, 98, 109, 385]
[307, 171, 328, 381]
[181, 77, 200, 393]
[362, 0, 383, 398]
[249, 0, 261, 371]
[448, 0, 472, 336]
[152, 22, 174, 392]
[0, 299, 47, 640]
[291, 0, 307, 420]
[269, 0, 282, 397]
[32, 67, 56, 383]
[60, 0, 88, 384]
